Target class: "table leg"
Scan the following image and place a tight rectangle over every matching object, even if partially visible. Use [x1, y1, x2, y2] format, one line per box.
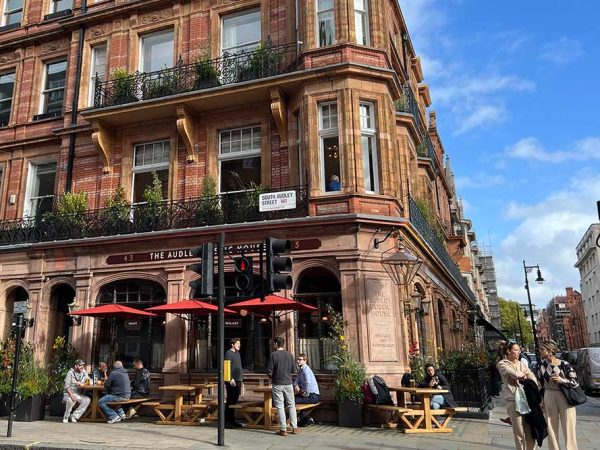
[264, 391, 273, 429]
[174, 393, 183, 422]
[422, 394, 432, 431]
[91, 390, 99, 420]
[194, 391, 202, 405]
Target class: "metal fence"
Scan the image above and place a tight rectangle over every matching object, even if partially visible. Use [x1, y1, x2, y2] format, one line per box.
[0, 186, 308, 246]
[447, 367, 493, 410]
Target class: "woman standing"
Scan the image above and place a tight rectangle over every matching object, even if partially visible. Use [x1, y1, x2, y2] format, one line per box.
[539, 340, 578, 450]
[496, 341, 539, 450]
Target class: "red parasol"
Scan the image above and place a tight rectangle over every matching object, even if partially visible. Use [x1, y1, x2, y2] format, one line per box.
[68, 303, 157, 318]
[146, 299, 236, 315]
[227, 295, 317, 313]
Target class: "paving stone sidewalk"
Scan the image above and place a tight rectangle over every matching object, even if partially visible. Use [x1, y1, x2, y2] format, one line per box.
[0, 396, 598, 449]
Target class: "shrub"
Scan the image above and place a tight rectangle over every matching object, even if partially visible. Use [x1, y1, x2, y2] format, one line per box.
[47, 336, 77, 396]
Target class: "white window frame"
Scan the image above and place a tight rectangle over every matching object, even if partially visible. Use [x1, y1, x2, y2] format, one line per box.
[316, 0, 336, 47]
[23, 161, 57, 218]
[49, 0, 71, 14]
[359, 101, 379, 193]
[318, 102, 340, 193]
[139, 29, 175, 73]
[354, 0, 370, 46]
[88, 44, 107, 106]
[131, 140, 171, 205]
[0, 71, 15, 126]
[2, 0, 23, 26]
[39, 59, 67, 115]
[218, 125, 261, 194]
[221, 8, 261, 55]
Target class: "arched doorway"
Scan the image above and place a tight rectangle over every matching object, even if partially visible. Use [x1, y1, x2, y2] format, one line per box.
[96, 279, 166, 370]
[47, 284, 76, 350]
[295, 267, 342, 371]
[1, 287, 28, 340]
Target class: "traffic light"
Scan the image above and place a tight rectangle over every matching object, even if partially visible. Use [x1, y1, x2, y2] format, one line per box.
[234, 256, 254, 294]
[187, 243, 214, 298]
[265, 237, 292, 294]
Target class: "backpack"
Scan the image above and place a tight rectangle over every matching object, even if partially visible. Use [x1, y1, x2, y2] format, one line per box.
[362, 380, 375, 404]
[369, 375, 394, 405]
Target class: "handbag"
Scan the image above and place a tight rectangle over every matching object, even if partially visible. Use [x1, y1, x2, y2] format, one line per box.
[514, 384, 531, 415]
[559, 383, 587, 406]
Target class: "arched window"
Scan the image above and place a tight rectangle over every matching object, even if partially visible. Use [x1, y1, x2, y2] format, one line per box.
[96, 280, 166, 371]
[295, 267, 342, 371]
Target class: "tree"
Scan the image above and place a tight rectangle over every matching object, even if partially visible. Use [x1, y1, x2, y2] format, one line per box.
[499, 297, 534, 349]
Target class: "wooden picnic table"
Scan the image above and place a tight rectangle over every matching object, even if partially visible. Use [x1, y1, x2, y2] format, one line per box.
[79, 384, 106, 422]
[154, 384, 218, 425]
[388, 386, 464, 433]
[243, 385, 274, 429]
[188, 383, 217, 404]
[156, 385, 196, 425]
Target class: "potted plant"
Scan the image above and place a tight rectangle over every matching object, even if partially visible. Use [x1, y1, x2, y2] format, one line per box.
[196, 176, 223, 226]
[142, 69, 179, 99]
[47, 336, 77, 416]
[0, 338, 15, 416]
[135, 171, 166, 231]
[238, 42, 281, 82]
[111, 68, 137, 105]
[53, 191, 88, 238]
[194, 54, 220, 89]
[325, 305, 367, 427]
[102, 186, 131, 234]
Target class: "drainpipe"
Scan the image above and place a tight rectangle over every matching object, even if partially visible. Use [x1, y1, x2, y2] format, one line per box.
[65, 2, 87, 191]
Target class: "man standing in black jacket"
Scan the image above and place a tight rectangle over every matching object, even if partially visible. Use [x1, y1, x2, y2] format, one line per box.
[224, 338, 244, 428]
[267, 337, 298, 436]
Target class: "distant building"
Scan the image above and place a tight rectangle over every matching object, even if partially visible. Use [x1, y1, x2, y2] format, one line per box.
[575, 224, 600, 345]
[545, 288, 588, 351]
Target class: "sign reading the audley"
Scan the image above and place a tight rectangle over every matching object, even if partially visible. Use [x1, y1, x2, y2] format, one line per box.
[106, 239, 321, 265]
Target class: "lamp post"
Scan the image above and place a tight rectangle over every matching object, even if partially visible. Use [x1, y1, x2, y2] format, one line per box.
[515, 302, 524, 347]
[523, 260, 544, 360]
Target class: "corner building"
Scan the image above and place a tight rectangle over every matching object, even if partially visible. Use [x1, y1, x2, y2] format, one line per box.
[0, 0, 499, 406]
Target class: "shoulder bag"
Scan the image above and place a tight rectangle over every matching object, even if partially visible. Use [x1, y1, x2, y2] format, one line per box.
[558, 362, 587, 406]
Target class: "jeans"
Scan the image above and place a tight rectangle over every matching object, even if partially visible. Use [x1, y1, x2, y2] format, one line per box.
[295, 392, 320, 422]
[99, 394, 130, 420]
[63, 393, 91, 421]
[272, 384, 297, 431]
[431, 394, 445, 410]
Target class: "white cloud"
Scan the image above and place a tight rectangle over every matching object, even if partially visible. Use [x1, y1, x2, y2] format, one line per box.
[455, 173, 506, 190]
[455, 104, 507, 134]
[539, 37, 585, 65]
[507, 137, 600, 163]
[495, 172, 600, 307]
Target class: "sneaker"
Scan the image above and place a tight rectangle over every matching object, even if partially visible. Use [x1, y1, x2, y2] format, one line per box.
[69, 415, 77, 423]
[107, 416, 122, 424]
[292, 428, 301, 435]
[307, 417, 314, 425]
[62, 418, 69, 424]
[119, 413, 127, 421]
[276, 430, 287, 436]
[127, 409, 138, 419]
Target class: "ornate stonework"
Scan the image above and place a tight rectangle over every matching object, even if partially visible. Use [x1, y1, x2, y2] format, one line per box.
[140, 8, 173, 24]
[0, 51, 18, 64]
[40, 40, 70, 55]
[89, 26, 107, 38]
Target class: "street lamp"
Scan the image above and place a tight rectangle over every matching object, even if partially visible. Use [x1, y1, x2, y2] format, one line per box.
[515, 302, 524, 347]
[523, 260, 544, 360]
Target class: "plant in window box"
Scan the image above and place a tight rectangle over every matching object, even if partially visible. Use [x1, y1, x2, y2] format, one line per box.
[194, 53, 220, 89]
[324, 304, 367, 428]
[196, 176, 223, 226]
[137, 171, 166, 231]
[111, 68, 138, 105]
[47, 336, 77, 417]
[102, 186, 131, 234]
[142, 68, 179, 100]
[238, 42, 282, 82]
[43, 191, 88, 239]
[394, 93, 408, 112]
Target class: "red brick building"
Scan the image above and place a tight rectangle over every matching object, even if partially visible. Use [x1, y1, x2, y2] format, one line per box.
[0, 0, 499, 401]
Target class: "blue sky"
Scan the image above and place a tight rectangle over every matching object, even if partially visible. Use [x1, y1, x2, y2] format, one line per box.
[400, 0, 600, 307]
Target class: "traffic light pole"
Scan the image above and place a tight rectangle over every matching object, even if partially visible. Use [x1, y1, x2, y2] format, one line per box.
[7, 314, 23, 438]
[217, 232, 225, 446]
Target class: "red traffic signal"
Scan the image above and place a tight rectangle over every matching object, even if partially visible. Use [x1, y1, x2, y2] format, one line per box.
[234, 256, 254, 293]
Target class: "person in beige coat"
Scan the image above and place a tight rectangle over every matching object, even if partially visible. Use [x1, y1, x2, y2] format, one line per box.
[496, 341, 539, 450]
[539, 340, 578, 450]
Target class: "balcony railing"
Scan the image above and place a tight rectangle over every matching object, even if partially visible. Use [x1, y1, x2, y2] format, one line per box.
[93, 42, 299, 108]
[395, 85, 420, 124]
[409, 196, 477, 303]
[0, 186, 308, 247]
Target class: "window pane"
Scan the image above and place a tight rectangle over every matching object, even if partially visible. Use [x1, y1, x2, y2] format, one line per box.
[7, 11, 21, 25]
[318, 10, 335, 47]
[47, 61, 67, 88]
[318, 0, 334, 11]
[52, 0, 71, 13]
[142, 30, 174, 72]
[219, 127, 261, 156]
[0, 73, 14, 126]
[132, 169, 168, 203]
[359, 103, 371, 129]
[222, 10, 261, 54]
[220, 156, 261, 192]
[323, 136, 340, 192]
[362, 135, 374, 191]
[7, 0, 23, 9]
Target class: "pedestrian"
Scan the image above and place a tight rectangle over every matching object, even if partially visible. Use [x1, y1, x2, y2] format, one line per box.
[126, 358, 150, 418]
[62, 359, 91, 423]
[98, 360, 131, 423]
[293, 353, 319, 426]
[267, 336, 299, 436]
[496, 341, 539, 450]
[539, 340, 578, 450]
[224, 338, 244, 428]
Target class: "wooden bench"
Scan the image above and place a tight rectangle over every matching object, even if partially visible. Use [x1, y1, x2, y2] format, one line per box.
[366, 404, 409, 428]
[270, 402, 321, 427]
[401, 406, 468, 433]
[105, 398, 151, 417]
[150, 401, 218, 424]
[237, 401, 321, 429]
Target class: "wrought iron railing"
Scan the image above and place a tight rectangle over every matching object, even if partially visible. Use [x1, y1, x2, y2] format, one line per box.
[395, 85, 420, 122]
[0, 186, 308, 247]
[447, 367, 492, 410]
[93, 42, 299, 108]
[409, 195, 477, 303]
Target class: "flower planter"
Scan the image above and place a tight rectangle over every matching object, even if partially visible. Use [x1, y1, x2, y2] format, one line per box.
[49, 392, 65, 417]
[15, 394, 46, 422]
[337, 399, 363, 428]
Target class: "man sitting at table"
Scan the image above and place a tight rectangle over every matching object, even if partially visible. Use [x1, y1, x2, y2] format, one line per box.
[92, 361, 109, 383]
[63, 359, 91, 423]
[99, 360, 131, 423]
[293, 353, 319, 427]
[126, 358, 150, 418]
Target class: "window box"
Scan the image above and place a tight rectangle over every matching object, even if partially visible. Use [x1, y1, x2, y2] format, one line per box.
[32, 111, 62, 121]
[43, 9, 72, 21]
[0, 22, 20, 33]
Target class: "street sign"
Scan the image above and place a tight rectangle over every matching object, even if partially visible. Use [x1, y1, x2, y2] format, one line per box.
[13, 301, 27, 315]
[259, 191, 296, 212]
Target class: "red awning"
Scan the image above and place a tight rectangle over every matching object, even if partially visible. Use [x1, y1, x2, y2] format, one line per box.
[68, 304, 157, 318]
[146, 299, 236, 315]
[227, 295, 317, 313]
